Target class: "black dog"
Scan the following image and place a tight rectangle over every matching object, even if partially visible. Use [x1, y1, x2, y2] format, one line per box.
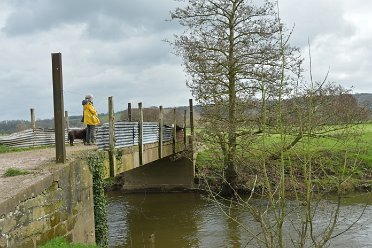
[68, 128, 87, 146]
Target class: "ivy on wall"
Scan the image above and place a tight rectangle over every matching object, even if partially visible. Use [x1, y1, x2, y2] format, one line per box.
[87, 151, 108, 248]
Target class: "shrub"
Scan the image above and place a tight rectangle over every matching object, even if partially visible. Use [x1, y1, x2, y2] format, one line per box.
[39, 236, 98, 248]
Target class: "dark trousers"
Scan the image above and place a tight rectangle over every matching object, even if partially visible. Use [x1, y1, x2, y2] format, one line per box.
[86, 125, 96, 144]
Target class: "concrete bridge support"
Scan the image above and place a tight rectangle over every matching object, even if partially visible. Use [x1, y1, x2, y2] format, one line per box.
[121, 154, 195, 191]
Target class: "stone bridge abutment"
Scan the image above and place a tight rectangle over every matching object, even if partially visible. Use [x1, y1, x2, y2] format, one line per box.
[0, 158, 95, 247]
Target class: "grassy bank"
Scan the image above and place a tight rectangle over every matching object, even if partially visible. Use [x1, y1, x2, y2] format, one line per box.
[195, 123, 372, 193]
[39, 237, 98, 248]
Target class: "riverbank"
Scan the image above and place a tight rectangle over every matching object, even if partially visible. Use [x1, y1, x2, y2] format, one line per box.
[193, 123, 372, 196]
[104, 151, 371, 195]
[194, 153, 372, 196]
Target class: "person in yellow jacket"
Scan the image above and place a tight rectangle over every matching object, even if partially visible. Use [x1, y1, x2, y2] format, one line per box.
[82, 94, 100, 145]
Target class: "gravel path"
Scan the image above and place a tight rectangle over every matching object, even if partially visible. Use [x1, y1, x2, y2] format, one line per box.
[0, 144, 95, 175]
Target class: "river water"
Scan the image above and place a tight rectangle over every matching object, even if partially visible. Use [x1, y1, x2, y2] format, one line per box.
[106, 191, 372, 248]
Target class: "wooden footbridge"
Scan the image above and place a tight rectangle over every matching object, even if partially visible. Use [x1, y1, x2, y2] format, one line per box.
[50, 52, 195, 190]
[95, 99, 196, 190]
[0, 100, 196, 191]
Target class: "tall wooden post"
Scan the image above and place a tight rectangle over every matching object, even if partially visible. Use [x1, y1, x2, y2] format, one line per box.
[172, 108, 177, 153]
[128, 103, 132, 122]
[138, 102, 143, 165]
[30, 108, 35, 129]
[51, 53, 66, 163]
[184, 109, 187, 149]
[65, 111, 69, 131]
[189, 99, 194, 139]
[158, 105, 163, 159]
[108, 96, 116, 177]
[189, 99, 195, 178]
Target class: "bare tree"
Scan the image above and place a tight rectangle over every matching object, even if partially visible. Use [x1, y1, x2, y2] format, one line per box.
[170, 1, 369, 247]
[15, 122, 28, 132]
[170, 0, 301, 194]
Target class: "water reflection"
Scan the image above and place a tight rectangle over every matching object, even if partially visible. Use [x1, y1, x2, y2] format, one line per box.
[107, 192, 205, 247]
[107, 192, 372, 248]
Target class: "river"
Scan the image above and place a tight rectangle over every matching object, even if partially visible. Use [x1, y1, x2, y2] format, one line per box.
[106, 191, 372, 248]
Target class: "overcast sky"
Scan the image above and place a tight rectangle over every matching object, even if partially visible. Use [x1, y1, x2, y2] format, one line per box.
[0, 0, 371, 121]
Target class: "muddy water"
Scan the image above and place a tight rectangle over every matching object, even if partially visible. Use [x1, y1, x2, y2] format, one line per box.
[107, 192, 371, 248]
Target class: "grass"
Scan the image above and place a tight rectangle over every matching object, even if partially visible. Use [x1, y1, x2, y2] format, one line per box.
[0, 144, 52, 154]
[39, 237, 98, 248]
[3, 167, 30, 177]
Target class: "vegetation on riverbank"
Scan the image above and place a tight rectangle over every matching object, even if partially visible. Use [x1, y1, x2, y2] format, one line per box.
[87, 151, 109, 248]
[39, 237, 98, 248]
[196, 122, 372, 194]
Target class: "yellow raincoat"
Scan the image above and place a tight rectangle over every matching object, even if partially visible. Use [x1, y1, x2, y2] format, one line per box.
[83, 102, 100, 125]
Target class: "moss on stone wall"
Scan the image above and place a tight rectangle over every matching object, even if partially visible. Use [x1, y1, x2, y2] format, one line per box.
[87, 152, 108, 248]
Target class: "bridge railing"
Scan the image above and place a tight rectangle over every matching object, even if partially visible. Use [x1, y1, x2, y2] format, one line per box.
[96, 121, 176, 150]
[0, 123, 178, 149]
[0, 128, 72, 148]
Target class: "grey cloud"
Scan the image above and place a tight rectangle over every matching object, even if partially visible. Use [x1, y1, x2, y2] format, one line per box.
[280, 0, 355, 48]
[81, 1, 181, 40]
[2, 0, 180, 38]
[87, 39, 177, 68]
[2, 0, 89, 35]
[0, 0, 371, 122]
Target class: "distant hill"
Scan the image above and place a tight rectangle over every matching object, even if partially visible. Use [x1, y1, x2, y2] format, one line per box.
[2, 94, 370, 135]
[0, 116, 85, 135]
[354, 93, 372, 111]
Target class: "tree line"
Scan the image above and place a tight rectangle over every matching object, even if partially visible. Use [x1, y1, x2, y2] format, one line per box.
[0, 106, 202, 135]
[1, 97, 369, 135]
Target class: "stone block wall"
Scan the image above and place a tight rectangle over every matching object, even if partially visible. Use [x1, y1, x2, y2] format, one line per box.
[0, 159, 95, 247]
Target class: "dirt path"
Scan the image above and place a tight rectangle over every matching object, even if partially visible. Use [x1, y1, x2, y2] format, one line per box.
[0, 144, 95, 175]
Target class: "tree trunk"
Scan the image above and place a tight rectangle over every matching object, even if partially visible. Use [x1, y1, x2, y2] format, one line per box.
[221, 158, 238, 196]
[221, 2, 239, 196]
